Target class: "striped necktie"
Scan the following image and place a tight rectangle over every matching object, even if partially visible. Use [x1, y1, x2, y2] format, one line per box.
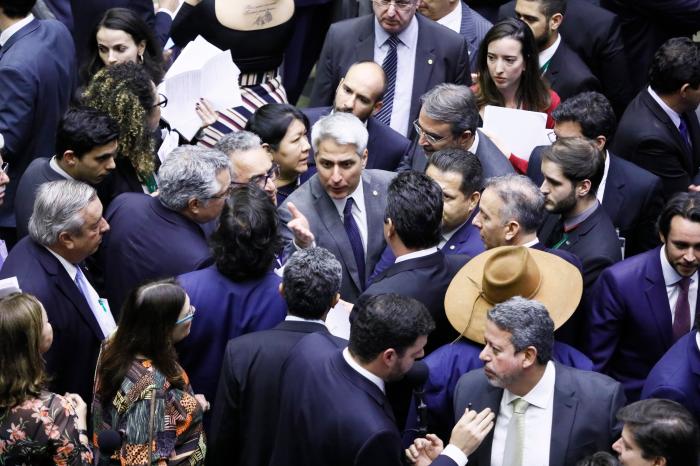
[375, 35, 400, 126]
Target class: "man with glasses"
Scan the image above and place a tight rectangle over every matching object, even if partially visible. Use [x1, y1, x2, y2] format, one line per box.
[399, 83, 513, 179]
[309, 0, 470, 138]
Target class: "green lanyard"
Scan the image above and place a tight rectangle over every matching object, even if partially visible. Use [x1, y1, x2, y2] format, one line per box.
[142, 172, 158, 194]
[540, 59, 552, 75]
[551, 232, 569, 249]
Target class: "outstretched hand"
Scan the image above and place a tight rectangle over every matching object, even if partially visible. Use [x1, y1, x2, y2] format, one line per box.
[450, 407, 495, 457]
[287, 202, 315, 248]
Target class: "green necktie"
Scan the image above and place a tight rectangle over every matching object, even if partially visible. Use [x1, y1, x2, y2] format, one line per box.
[502, 397, 530, 466]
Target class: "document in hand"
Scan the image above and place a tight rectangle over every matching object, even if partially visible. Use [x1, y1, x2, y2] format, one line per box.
[482, 105, 551, 161]
[161, 36, 242, 140]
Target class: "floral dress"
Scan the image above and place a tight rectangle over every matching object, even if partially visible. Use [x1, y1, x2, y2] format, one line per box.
[0, 391, 93, 465]
[92, 359, 206, 465]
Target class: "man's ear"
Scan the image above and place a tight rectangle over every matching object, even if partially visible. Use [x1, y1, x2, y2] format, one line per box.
[576, 179, 592, 198]
[384, 217, 396, 239]
[57, 231, 76, 250]
[278, 282, 285, 297]
[187, 197, 201, 215]
[371, 100, 384, 115]
[467, 191, 481, 213]
[62, 150, 78, 166]
[360, 148, 368, 168]
[521, 346, 539, 369]
[549, 12, 564, 32]
[504, 220, 520, 241]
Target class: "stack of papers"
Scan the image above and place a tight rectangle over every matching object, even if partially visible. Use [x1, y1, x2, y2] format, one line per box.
[482, 105, 551, 160]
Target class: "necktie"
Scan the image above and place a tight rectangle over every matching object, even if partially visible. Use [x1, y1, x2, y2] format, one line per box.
[343, 197, 366, 290]
[672, 276, 692, 342]
[679, 117, 693, 150]
[75, 267, 115, 338]
[502, 397, 530, 466]
[544, 216, 566, 249]
[375, 35, 400, 126]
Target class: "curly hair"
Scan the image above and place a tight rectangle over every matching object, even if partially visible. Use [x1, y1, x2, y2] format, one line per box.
[82, 62, 156, 181]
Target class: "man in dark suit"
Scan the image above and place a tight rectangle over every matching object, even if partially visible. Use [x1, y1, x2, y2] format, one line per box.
[310, 1, 471, 137]
[499, 0, 632, 116]
[0, 0, 76, 242]
[207, 247, 344, 466]
[589, 192, 700, 401]
[270, 293, 496, 466]
[14, 107, 119, 239]
[100, 146, 230, 313]
[444, 297, 625, 466]
[416, 0, 491, 70]
[0, 180, 113, 405]
[527, 92, 664, 257]
[279, 113, 395, 303]
[399, 84, 514, 178]
[304, 61, 411, 172]
[611, 37, 700, 200]
[642, 326, 700, 423]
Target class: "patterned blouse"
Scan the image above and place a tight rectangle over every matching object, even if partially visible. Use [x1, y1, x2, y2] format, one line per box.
[0, 391, 93, 465]
[92, 359, 206, 465]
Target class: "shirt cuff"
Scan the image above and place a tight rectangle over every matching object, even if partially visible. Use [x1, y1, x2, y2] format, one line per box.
[441, 444, 468, 466]
[157, 8, 176, 19]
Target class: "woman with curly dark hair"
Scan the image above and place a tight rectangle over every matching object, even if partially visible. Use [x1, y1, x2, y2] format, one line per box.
[176, 184, 287, 412]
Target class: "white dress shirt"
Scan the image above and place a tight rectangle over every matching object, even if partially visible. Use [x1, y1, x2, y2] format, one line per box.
[395, 246, 438, 263]
[331, 181, 368, 256]
[596, 150, 611, 204]
[648, 86, 682, 129]
[538, 34, 561, 70]
[491, 361, 556, 466]
[49, 156, 74, 180]
[285, 315, 327, 327]
[437, 1, 462, 33]
[0, 14, 34, 46]
[660, 247, 698, 327]
[374, 16, 419, 137]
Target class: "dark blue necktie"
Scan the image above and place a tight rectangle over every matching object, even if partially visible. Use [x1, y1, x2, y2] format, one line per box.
[679, 117, 693, 150]
[343, 197, 366, 290]
[375, 35, 400, 126]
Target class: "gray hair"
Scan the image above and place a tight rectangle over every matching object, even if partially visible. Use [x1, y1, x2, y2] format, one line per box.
[487, 296, 554, 364]
[283, 247, 342, 319]
[484, 174, 545, 234]
[157, 146, 230, 211]
[214, 130, 262, 155]
[420, 83, 479, 135]
[28, 180, 97, 246]
[311, 112, 368, 156]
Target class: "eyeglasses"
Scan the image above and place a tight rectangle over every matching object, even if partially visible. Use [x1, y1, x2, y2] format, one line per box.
[413, 119, 451, 145]
[233, 163, 280, 189]
[372, 0, 415, 9]
[176, 305, 196, 325]
[152, 93, 168, 109]
[208, 184, 234, 200]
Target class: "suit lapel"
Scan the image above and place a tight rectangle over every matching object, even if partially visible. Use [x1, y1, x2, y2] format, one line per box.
[602, 156, 625, 225]
[549, 364, 578, 466]
[0, 19, 40, 60]
[684, 110, 700, 168]
[411, 16, 436, 129]
[644, 250, 674, 348]
[355, 17, 376, 63]
[363, 172, 385, 281]
[641, 92, 694, 170]
[476, 383, 503, 466]
[459, 3, 477, 57]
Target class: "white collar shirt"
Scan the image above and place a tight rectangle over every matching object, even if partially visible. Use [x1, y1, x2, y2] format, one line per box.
[342, 347, 385, 393]
[0, 14, 34, 46]
[538, 34, 561, 69]
[331, 180, 368, 256]
[660, 246, 698, 327]
[437, 1, 462, 33]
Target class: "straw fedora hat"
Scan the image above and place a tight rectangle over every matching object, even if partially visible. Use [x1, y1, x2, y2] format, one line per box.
[444, 245, 583, 344]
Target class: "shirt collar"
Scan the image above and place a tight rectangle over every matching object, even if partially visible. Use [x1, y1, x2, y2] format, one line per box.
[522, 237, 540, 248]
[660, 245, 698, 287]
[648, 86, 682, 129]
[436, 0, 462, 33]
[285, 315, 327, 327]
[374, 14, 419, 51]
[442, 219, 469, 244]
[0, 14, 34, 47]
[49, 156, 75, 180]
[468, 130, 480, 154]
[395, 246, 438, 263]
[538, 34, 561, 69]
[44, 246, 78, 281]
[504, 360, 555, 409]
[343, 347, 385, 393]
[563, 201, 599, 231]
[332, 178, 366, 218]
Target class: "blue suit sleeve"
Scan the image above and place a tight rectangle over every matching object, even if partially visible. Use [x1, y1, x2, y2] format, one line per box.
[0, 65, 35, 160]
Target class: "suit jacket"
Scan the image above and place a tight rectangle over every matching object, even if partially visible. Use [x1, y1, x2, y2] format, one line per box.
[499, 0, 633, 116]
[278, 170, 395, 303]
[543, 39, 601, 102]
[398, 129, 515, 179]
[641, 330, 700, 423]
[175, 265, 287, 415]
[207, 320, 337, 466]
[302, 106, 410, 171]
[14, 158, 64, 239]
[589, 247, 700, 401]
[310, 14, 471, 136]
[100, 193, 212, 313]
[0, 18, 75, 228]
[458, 1, 492, 71]
[528, 147, 664, 257]
[269, 333, 457, 466]
[453, 362, 625, 466]
[611, 89, 700, 200]
[0, 238, 107, 404]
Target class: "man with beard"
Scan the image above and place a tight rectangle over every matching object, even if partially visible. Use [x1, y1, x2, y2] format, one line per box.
[538, 137, 621, 290]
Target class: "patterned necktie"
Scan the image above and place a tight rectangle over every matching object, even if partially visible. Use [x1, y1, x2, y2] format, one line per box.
[502, 397, 530, 466]
[375, 35, 400, 126]
[672, 276, 692, 342]
[75, 267, 115, 338]
[679, 117, 693, 150]
[343, 197, 366, 290]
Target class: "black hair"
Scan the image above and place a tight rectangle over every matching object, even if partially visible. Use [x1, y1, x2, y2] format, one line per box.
[427, 148, 484, 195]
[0, 0, 35, 18]
[245, 103, 310, 151]
[552, 92, 616, 146]
[657, 192, 700, 239]
[542, 137, 604, 194]
[527, 0, 567, 17]
[55, 106, 120, 159]
[282, 248, 342, 319]
[649, 37, 700, 95]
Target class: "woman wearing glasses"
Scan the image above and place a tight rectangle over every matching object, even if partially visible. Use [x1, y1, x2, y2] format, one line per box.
[246, 104, 312, 205]
[92, 279, 207, 465]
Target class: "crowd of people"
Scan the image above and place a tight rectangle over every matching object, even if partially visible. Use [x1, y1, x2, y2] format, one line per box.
[1, 0, 700, 464]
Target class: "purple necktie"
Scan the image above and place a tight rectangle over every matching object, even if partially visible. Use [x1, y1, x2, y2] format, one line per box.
[679, 117, 693, 150]
[375, 35, 399, 126]
[672, 276, 691, 342]
[343, 197, 366, 290]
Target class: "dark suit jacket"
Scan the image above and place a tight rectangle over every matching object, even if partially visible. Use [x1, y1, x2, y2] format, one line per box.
[0, 238, 107, 404]
[398, 129, 515, 179]
[528, 147, 664, 257]
[0, 18, 75, 228]
[278, 170, 395, 303]
[100, 193, 212, 313]
[175, 265, 287, 415]
[611, 89, 700, 200]
[641, 330, 700, 423]
[458, 1, 492, 71]
[14, 158, 64, 239]
[453, 363, 625, 466]
[303, 106, 410, 171]
[310, 14, 471, 136]
[269, 333, 457, 466]
[543, 39, 601, 102]
[589, 247, 700, 401]
[499, 0, 633, 116]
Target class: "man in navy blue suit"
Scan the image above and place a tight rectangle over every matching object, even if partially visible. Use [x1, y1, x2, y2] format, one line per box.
[0, 0, 75, 243]
[303, 61, 412, 172]
[270, 293, 496, 466]
[590, 192, 700, 401]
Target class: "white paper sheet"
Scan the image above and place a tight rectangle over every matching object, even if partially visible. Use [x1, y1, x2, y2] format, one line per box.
[482, 105, 552, 161]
